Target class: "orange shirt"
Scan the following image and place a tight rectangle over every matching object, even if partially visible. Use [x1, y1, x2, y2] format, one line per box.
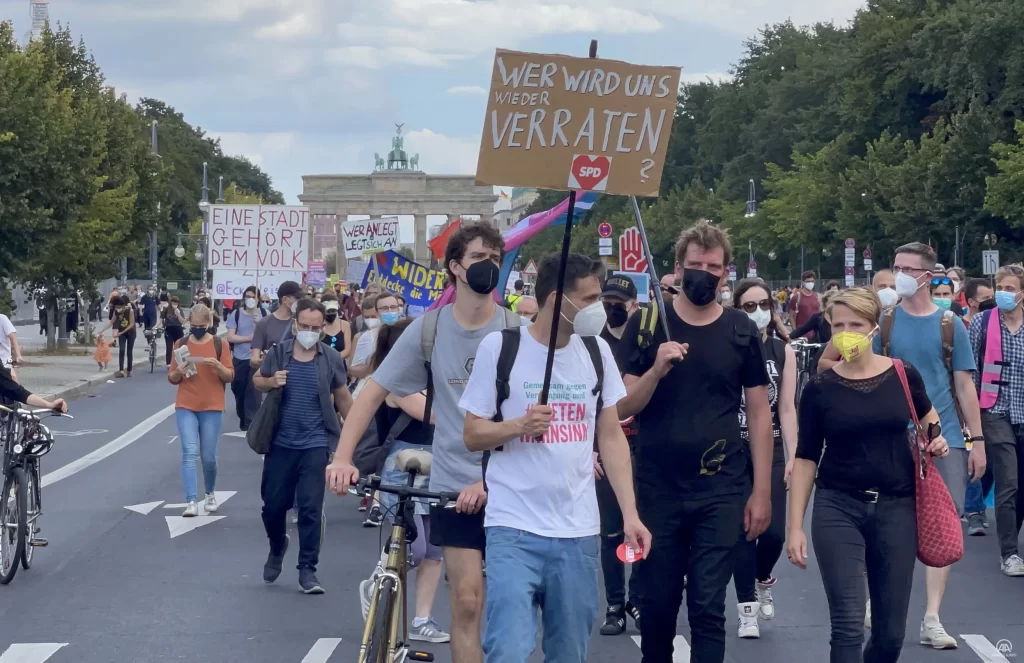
[168, 337, 234, 412]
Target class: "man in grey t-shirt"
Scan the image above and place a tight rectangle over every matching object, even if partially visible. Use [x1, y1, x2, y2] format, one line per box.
[328, 224, 518, 663]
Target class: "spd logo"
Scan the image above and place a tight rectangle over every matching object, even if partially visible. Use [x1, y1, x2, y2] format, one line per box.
[567, 154, 611, 192]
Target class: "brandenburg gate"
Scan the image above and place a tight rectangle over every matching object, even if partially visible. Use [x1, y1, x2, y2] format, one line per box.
[298, 124, 498, 274]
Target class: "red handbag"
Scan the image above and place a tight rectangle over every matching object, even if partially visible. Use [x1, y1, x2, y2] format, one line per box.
[892, 359, 964, 568]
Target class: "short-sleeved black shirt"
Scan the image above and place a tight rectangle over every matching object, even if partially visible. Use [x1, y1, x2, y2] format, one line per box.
[616, 304, 769, 498]
[797, 363, 932, 497]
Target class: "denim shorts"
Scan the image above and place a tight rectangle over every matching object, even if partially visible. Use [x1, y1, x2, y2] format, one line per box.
[379, 441, 432, 517]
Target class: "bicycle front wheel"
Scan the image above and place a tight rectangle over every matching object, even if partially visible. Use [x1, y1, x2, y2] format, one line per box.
[150, 342, 156, 373]
[361, 575, 398, 663]
[22, 463, 39, 570]
[0, 467, 27, 584]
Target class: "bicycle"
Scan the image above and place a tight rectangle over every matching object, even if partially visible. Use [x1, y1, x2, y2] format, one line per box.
[144, 326, 165, 373]
[788, 338, 825, 405]
[0, 403, 71, 584]
[349, 450, 459, 663]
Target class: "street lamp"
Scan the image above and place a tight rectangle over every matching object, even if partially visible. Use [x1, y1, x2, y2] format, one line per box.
[198, 161, 209, 212]
[217, 176, 224, 204]
[174, 243, 185, 259]
[744, 179, 757, 219]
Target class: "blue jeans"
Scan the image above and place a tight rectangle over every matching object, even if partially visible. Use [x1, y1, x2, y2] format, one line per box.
[483, 526, 599, 663]
[175, 409, 222, 502]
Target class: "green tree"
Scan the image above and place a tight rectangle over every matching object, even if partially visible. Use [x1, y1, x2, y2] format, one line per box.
[986, 121, 1024, 228]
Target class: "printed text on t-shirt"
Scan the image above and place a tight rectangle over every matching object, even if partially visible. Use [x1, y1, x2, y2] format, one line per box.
[521, 381, 591, 444]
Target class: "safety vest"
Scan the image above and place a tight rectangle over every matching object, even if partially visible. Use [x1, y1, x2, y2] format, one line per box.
[979, 309, 1008, 409]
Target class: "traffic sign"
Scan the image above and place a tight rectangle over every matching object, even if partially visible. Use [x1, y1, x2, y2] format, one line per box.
[844, 266, 854, 276]
[747, 260, 757, 278]
[598, 221, 613, 238]
[619, 227, 649, 273]
[864, 259, 873, 271]
[165, 281, 178, 291]
[863, 248, 872, 259]
[728, 264, 737, 282]
[983, 250, 999, 276]
[598, 237, 613, 248]
[522, 259, 538, 276]
[599, 245, 613, 256]
[845, 238, 855, 249]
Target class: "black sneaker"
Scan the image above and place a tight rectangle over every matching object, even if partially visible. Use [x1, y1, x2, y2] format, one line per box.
[263, 534, 289, 584]
[967, 512, 987, 536]
[363, 506, 383, 528]
[299, 568, 325, 594]
[625, 601, 641, 630]
[600, 604, 626, 636]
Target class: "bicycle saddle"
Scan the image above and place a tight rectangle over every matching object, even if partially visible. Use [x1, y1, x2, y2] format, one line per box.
[396, 449, 432, 476]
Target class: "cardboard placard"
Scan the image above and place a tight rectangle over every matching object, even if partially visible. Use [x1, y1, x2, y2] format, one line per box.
[341, 217, 400, 259]
[210, 270, 302, 301]
[475, 49, 681, 197]
[207, 205, 310, 272]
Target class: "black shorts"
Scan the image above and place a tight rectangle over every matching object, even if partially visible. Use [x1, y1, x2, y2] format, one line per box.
[429, 504, 486, 552]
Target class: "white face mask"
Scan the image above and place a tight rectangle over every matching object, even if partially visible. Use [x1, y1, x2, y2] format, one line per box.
[365, 317, 381, 329]
[894, 271, 922, 298]
[245, 297, 257, 309]
[570, 301, 607, 337]
[520, 316, 533, 327]
[719, 291, 732, 302]
[877, 287, 899, 309]
[747, 307, 771, 331]
[804, 281, 815, 291]
[952, 280, 962, 294]
[290, 300, 298, 315]
[295, 330, 319, 349]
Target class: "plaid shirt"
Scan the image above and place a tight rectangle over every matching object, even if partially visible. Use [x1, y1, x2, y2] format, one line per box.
[969, 311, 1024, 425]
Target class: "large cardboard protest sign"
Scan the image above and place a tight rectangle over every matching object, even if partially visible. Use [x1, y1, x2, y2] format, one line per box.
[475, 49, 681, 197]
[207, 205, 310, 272]
[341, 217, 400, 259]
[361, 251, 445, 309]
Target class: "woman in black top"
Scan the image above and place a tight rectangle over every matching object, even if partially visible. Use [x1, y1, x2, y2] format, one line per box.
[97, 296, 136, 378]
[162, 296, 186, 364]
[788, 287, 949, 663]
[731, 279, 799, 639]
[0, 363, 67, 412]
[319, 293, 353, 363]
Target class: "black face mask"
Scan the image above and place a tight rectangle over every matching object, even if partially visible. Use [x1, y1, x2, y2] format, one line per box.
[978, 298, 997, 312]
[191, 328, 208, 340]
[681, 269, 721, 307]
[325, 312, 338, 323]
[605, 303, 629, 329]
[463, 260, 499, 295]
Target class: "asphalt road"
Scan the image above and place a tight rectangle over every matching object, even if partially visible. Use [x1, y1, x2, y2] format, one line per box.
[1, 372, 1022, 662]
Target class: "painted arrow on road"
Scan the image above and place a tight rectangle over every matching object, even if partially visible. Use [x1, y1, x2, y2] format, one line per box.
[0, 643, 67, 662]
[124, 491, 237, 538]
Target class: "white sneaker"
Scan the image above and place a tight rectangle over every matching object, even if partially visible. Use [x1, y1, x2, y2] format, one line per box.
[755, 577, 776, 620]
[182, 501, 198, 517]
[204, 493, 218, 513]
[1001, 554, 1024, 576]
[737, 602, 760, 638]
[920, 616, 958, 649]
[865, 599, 871, 630]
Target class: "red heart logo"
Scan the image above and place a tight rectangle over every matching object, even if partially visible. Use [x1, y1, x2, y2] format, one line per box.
[570, 154, 611, 191]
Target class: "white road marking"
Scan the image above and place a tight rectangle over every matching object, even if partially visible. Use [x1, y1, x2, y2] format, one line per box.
[224, 432, 246, 438]
[165, 515, 226, 538]
[962, 634, 1012, 662]
[0, 643, 68, 662]
[300, 638, 342, 663]
[163, 491, 237, 514]
[41, 405, 176, 487]
[51, 429, 109, 437]
[167, 435, 178, 445]
[632, 635, 690, 662]
[124, 501, 164, 515]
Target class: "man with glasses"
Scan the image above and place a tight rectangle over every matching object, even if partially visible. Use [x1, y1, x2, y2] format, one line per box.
[254, 298, 352, 594]
[873, 242, 985, 650]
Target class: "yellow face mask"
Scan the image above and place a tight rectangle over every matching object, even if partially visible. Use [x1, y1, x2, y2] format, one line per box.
[832, 326, 879, 363]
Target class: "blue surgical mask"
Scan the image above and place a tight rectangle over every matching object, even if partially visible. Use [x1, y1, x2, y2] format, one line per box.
[380, 311, 400, 326]
[996, 290, 1021, 312]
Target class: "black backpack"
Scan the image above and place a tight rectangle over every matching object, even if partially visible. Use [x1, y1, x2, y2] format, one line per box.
[482, 329, 604, 484]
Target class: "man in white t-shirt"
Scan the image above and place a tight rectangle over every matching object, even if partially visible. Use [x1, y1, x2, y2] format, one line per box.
[461, 253, 651, 663]
[0, 313, 22, 377]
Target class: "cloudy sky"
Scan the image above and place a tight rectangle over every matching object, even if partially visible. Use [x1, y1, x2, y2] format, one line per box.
[4, 0, 865, 207]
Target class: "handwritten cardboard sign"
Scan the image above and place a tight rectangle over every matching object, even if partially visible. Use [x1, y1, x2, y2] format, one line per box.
[210, 270, 303, 300]
[475, 49, 681, 197]
[207, 205, 310, 272]
[341, 217, 400, 259]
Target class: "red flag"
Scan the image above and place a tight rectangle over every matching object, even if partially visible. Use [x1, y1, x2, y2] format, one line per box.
[429, 217, 462, 262]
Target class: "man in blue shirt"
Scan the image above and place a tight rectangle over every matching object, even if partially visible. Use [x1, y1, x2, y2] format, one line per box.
[875, 242, 986, 651]
[255, 298, 352, 594]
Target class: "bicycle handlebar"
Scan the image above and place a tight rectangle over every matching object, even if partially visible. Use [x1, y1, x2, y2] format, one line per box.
[350, 475, 460, 508]
[0, 404, 73, 419]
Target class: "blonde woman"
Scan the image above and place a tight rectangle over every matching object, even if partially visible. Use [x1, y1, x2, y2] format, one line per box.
[788, 287, 949, 662]
[168, 304, 234, 517]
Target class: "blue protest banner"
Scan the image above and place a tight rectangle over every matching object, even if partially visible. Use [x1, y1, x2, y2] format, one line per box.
[362, 251, 446, 311]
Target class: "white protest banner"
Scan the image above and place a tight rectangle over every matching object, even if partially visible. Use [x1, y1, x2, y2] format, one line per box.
[207, 205, 310, 272]
[211, 270, 302, 301]
[346, 259, 369, 286]
[475, 49, 681, 197]
[341, 217, 400, 259]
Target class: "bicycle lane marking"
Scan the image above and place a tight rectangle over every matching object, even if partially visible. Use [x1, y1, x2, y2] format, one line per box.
[0, 644, 67, 663]
[41, 404, 175, 487]
[632, 635, 690, 662]
[300, 638, 342, 663]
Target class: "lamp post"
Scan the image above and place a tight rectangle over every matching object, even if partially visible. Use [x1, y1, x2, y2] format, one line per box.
[197, 162, 210, 290]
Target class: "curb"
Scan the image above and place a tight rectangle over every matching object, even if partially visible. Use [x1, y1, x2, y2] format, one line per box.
[38, 371, 119, 401]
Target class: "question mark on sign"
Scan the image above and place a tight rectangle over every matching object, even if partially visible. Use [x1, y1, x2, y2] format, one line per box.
[640, 159, 655, 182]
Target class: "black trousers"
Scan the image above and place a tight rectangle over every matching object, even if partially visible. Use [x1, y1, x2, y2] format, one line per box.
[812, 489, 917, 663]
[118, 331, 136, 372]
[732, 443, 787, 602]
[596, 472, 642, 607]
[261, 445, 329, 571]
[164, 326, 184, 364]
[230, 358, 261, 429]
[635, 488, 746, 663]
